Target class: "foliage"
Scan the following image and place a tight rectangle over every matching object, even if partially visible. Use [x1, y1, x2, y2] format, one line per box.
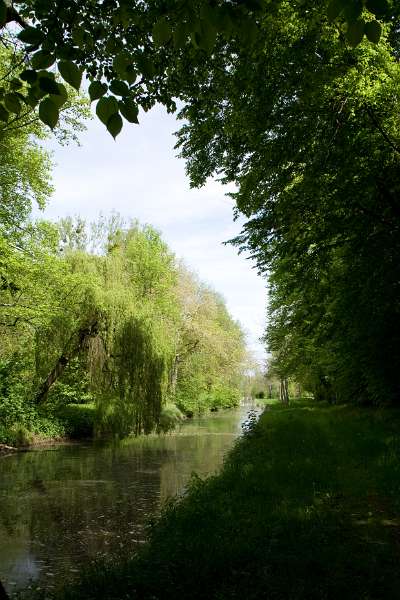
[157, 403, 185, 434]
[0, 43, 90, 140]
[57, 403, 96, 438]
[0, 0, 392, 135]
[172, 266, 245, 416]
[0, 213, 247, 444]
[172, 0, 400, 405]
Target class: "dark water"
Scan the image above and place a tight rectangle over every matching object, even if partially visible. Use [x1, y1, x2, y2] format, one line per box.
[0, 405, 258, 595]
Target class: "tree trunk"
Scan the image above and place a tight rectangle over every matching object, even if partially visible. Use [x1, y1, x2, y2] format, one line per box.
[169, 354, 180, 396]
[35, 320, 98, 404]
[280, 378, 289, 405]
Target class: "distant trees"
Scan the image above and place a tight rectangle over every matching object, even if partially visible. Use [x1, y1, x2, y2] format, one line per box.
[0, 213, 248, 443]
[173, 266, 246, 414]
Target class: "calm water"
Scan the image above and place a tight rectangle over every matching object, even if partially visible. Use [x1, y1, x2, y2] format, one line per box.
[0, 405, 258, 595]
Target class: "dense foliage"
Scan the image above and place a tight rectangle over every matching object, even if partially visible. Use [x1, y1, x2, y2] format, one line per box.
[172, 1, 400, 405]
[0, 0, 393, 135]
[0, 212, 247, 444]
[2, 0, 396, 405]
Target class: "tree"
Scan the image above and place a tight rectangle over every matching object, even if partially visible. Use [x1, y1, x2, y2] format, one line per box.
[172, 265, 247, 414]
[173, 1, 400, 404]
[0, 0, 392, 136]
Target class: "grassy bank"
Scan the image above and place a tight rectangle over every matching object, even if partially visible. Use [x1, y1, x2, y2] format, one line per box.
[37, 399, 400, 600]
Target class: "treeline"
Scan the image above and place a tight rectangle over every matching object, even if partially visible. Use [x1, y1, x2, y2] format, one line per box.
[174, 1, 400, 406]
[0, 45, 246, 446]
[0, 213, 246, 445]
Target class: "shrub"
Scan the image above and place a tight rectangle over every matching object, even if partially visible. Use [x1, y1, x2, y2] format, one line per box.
[157, 404, 185, 433]
[57, 403, 96, 438]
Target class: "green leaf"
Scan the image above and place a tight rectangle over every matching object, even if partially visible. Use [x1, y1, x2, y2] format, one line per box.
[96, 96, 119, 125]
[20, 70, 38, 85]
[72, 26, 86, 47]
[173, 23, 188, 49]
[347, 19, 365, 46]
[26, 89, 39, 109]
[109, 79, 130, 97]
[343, 0, 363, 24]
[327, 0, 346, 22]
[198, 23, 217, 53]
[31, 51, 56, 70]
[238, 19, 258, 47]
[0, 103, 9, 122]
[136, 55, 155, 78]
[10, 78, 23, 91]
[113, 52, 131, 78]
[88, 81, 108, 101]
[106, 112, 123, 138]
[365, 0, 389, 16]
[364, 20, 382, 43]
[39, 97, 59, 129]
[18, 26, 45, 45]
[49, 83, 68, 108]
[153, 17, 172, 46]
[125, 65, 137, 85]
[118, 99, 139, 123]
[58, 60, 82, 90]
[4, 93, 21, 114]
[38, 76, 61, 95]
[0, 1, 7, 27]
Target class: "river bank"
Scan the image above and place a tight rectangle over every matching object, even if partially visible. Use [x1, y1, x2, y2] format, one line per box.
[43, 399, 400, 600]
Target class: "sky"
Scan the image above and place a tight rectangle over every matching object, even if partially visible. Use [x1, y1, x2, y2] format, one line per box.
[43, 105, 267, 362]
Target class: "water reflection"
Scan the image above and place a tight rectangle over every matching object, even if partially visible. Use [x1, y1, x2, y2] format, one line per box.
[0, 405, 257, 595]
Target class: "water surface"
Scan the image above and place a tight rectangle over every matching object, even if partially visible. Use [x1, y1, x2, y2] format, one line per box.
[0, 405, 257, 595]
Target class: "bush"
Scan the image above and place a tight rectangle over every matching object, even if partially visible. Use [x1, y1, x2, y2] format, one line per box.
[176, 385, 241, 415]
[57, 403, 96, 438]
[157, 404, 185, 433]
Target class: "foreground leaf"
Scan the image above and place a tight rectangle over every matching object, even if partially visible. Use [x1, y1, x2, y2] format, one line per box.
[18, 26, 45, 45]
[0, 0, 6, 26]
[0, 103, 9, 122]
[364, 20, 382, 43]
[347, 19, 365, 46]
[39, 97, 59, 129]
[4, 93, 21, 114]
[88, 81, 108, 101]
[153, 17, 172, 46]
[119, 100, 139, 123]
[58, 60, 82, 90]
[107, 112, 123, 138]
[96, 96, 119, 125]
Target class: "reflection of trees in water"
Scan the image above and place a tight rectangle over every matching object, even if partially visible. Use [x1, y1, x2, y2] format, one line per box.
[0, 444, 163, 590]
[0, 410, 247, 592]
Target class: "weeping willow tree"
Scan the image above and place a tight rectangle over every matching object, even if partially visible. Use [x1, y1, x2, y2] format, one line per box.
[34, 217, 179, 437]
[89, 316, 169, 436]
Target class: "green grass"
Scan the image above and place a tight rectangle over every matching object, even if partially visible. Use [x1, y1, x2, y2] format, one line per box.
[44, 400, 400, 599]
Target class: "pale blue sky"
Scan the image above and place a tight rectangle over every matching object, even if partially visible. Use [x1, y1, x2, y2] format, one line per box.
[43, 105, 267, 361]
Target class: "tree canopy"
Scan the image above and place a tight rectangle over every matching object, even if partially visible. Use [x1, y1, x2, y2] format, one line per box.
[173, 0, 400, 403]
[0, 0, 395, 136]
